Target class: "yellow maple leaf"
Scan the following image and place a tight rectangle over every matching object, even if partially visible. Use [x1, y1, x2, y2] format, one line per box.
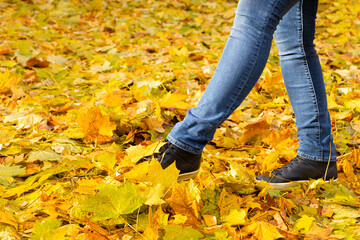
[124, 141, 166, 164]
[159, 92, 191, 110]
[125, 160, 179, 188]
[0, 210, 18, 230]
[166, 182, 200, 225]
[293, 215, 315, 234]
[147, 160, 179, 188]
[0, 69, 20, 95]
[221, 209, 246, 226]
[242, 222, 283, 240]
[258, 151, 280, 174]
[77, 106, 116, 144]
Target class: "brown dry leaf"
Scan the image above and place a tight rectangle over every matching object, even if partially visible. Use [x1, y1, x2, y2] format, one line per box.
[77, 106, 117, 144]
[0, 46, 12, 55]
[26, 57, 50, 68]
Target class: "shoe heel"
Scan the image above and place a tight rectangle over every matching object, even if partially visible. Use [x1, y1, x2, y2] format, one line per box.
[177, 169, 200, 182]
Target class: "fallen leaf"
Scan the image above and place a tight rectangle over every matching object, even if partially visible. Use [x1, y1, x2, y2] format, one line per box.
[26, 57, 50, 68]
[77, 106, 117, 144]
[242, 221, 283, 240]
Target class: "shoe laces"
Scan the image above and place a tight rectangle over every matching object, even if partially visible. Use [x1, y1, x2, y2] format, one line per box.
[273, 157, 300, 175]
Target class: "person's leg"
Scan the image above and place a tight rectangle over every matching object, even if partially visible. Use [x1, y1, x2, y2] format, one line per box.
[274, 0, 336, 162]
[255, 0, 337, 188]
[167, 0, 298, 154]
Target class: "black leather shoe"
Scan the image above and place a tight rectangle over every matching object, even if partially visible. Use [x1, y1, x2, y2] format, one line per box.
[152, 140, 202, 181]
[255, 155, 338, 189]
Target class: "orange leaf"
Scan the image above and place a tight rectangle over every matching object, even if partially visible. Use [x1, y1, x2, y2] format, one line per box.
[166, 182, 201, 225]
[238, 117, 270, 145]
[77, 106, 117, 144]
[26, 57, 50, 68]
[0, 46, 12, 55]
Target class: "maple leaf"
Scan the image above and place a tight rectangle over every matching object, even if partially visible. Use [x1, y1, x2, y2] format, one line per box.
[77, 106, 117, 144]
[162, 225, 203, 240]
[31, 219, 65, 240]
[0, 69, 20, 95]
[166, 182, 200, 225]
[238, 117, 271, 145]
[123, 141, 166, 164]
[242, 222, 283, 240]
[79, 182, 144, 221]
[220, 209, 247, 226]
[293, 215, 316, 234]
[0, 164, 25, 186]
[0, 210, 18, 230]
[1, 0, 360, 238]
[305, 224, 333, 239]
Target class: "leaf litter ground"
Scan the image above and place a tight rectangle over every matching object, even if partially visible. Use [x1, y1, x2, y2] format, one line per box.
[0, 0, 360, 239]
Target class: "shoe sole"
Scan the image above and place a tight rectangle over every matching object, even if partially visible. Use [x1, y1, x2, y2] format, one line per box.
[255, 178, 338, 190]
[177, 169, 200, 182]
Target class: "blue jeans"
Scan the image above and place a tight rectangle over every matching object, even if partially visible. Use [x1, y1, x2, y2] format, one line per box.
[167, 0, 337, 162]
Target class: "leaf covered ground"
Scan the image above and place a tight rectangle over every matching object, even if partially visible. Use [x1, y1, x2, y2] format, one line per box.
[0, 0, 360, 239]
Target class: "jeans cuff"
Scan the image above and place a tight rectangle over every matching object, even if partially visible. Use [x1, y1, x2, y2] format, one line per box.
[297, 151, 337, 162]
[166, 135, 203, 155]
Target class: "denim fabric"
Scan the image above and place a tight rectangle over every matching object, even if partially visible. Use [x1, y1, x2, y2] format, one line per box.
[167, 0, 337, 162]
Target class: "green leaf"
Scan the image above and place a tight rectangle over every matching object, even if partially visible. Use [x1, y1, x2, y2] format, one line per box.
[0, 164, 25, 186]
[80, 182, 144, 221]
[95, 152, 117, 169]
[293, 215, 316, 234]
[30, 219, 65, 240]
[28, 150, 62, 162]
[0, 164, 24, 177]
[163, 225, 203, 240]
[17, 40, 32, 56]
[200, 186, 221, 220]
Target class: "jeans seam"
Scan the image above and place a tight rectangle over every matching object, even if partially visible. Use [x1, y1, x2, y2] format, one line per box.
[298, 0, 322, 160]
[298, 150, 336, 162]
[166, 135, 202, 154]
